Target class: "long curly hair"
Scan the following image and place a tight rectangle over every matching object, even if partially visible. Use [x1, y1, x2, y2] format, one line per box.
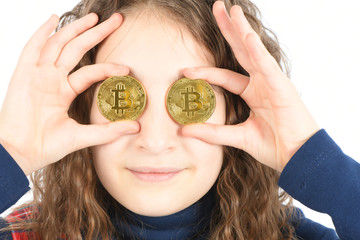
[3, 0, 298, 239]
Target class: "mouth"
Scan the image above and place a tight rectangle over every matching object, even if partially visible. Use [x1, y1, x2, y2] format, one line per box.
[127, 167, 184, 182]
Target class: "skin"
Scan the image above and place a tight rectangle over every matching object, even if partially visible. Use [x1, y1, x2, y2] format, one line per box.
[90, 10, 226, 216]
[181, 2, 319, 172]
[0, 0, 319, 215]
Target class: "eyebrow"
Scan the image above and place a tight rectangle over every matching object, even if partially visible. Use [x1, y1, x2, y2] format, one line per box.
[129, 70, 223, 95]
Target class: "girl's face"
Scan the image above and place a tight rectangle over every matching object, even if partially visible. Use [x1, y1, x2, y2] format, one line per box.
[90, 11, 226, 217]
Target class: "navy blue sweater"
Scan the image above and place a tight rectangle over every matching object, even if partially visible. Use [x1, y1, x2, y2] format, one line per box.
[0, 129, 359, 239]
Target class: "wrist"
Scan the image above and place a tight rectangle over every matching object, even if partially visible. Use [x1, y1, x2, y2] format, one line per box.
[0, 135, 33, 176]
[280, 126, 321, 172]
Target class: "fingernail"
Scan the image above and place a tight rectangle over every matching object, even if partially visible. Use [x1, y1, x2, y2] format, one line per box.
[184, 68, 199, 77]
[181, 127, 191, 137]
[111, 13, 122, 21]
[186, 67, 198, 72]
[112, 121, 138, 134]
[125, 123, 139, 133]
[49, 14, 58, 20]
[116, 65, 130, 73]
[116, 65, 128, 69]
[253, 34, 264, 51]
[182, 124, 198, 136]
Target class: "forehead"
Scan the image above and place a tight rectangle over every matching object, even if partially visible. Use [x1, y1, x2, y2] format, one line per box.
[96, 10, 215, 65]
[95, 11, 222, 94]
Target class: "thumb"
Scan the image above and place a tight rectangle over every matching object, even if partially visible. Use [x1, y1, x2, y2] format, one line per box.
[182, 123, 245, 149]
[71, 120, 139, 151]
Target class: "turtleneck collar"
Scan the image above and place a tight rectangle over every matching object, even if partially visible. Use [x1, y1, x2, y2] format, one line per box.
[109, 186, 216, 240]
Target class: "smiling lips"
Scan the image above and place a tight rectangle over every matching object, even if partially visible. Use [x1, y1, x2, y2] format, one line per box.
[128, 167, 183, 182]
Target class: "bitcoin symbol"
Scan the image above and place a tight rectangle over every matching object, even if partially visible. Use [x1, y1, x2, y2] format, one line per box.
[112, 83, 132, 115]
[181, 86, 202, 117]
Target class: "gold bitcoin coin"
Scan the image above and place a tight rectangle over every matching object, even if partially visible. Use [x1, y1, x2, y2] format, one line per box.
[166, 78, 216, 125]
[97, 76, 146, 121]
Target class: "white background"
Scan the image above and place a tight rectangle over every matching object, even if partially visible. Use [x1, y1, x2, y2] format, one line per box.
[1, 0, 360, 230]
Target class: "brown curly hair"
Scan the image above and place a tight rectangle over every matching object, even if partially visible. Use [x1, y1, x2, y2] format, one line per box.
[2, 0, 298, 239]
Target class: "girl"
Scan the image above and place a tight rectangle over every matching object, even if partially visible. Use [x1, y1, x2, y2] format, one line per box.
[0, 0, 359, 239]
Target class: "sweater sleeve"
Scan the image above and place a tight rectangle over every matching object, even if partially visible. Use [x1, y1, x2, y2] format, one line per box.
[278, 129, 360, 240]
[0, 218, 13, 239]
[0, 144, 30, 214]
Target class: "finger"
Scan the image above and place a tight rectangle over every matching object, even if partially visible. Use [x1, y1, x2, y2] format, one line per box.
[212, 1, 253, 72]
[18, 15, 59, 65]
[55, 13, 123, 71]
[230, 5, 281, 77]
[182, 123, 245, 150]
[67, 64, 130, 98]
[183, 66, 249, 96]
[70, 120, 140, 152]
[38, 13, 99, 65]
[245, 33, 282, 77]
[229, 4, 257, 41]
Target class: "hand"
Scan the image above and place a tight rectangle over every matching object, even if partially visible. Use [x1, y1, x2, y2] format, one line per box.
[182, 1, 319, 172]
[0, 13, 139, 176]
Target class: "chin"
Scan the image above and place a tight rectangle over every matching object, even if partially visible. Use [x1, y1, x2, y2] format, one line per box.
[131, 204, 186, 217]
[117, 188, 201, 217]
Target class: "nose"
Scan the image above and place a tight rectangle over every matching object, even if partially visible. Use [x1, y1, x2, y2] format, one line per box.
[134, 93, 179, 155]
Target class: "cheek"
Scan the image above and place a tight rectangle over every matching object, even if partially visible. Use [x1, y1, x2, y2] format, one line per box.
[191, 141, 223, 179]
[91, 142, 127, 202]
[88, 85, 226, 216]
[91, 144, 112, 181]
